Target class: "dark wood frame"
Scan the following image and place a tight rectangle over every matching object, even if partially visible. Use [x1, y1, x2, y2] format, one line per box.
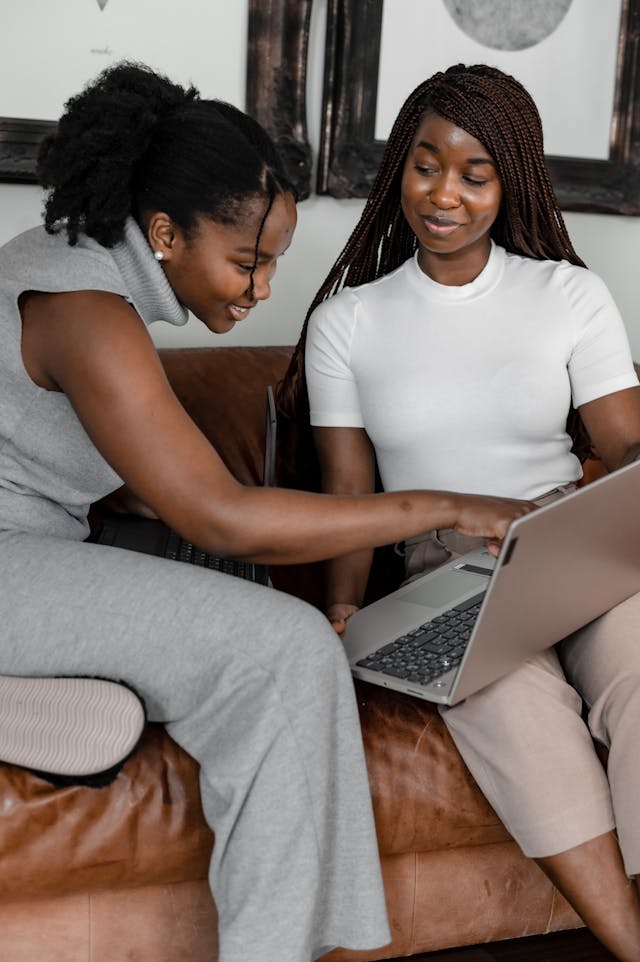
[0, 117, 56, 183]
[317, 0, 640, 214]
[246, 0, 313, 200]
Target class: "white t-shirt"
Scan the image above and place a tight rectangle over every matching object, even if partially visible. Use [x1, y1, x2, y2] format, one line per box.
[306, 242, 638, 501]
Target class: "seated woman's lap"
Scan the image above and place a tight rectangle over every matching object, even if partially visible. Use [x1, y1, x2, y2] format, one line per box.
[559, 590, 640, 873]
[439, 590, 640, 869]
[439, 647, 616, 861]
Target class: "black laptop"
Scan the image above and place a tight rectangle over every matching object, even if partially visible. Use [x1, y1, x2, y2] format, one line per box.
[91, 387, 277, 586]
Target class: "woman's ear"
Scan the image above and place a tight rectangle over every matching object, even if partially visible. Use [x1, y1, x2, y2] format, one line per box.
[146, 212, 179, 263]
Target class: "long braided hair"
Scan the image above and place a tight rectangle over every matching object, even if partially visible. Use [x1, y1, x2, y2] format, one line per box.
[278, 63, 590, 481]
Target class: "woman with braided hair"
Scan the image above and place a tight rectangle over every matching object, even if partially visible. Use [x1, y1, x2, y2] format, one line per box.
[0, 61, 536, 961]
[280, 64, 640, 959]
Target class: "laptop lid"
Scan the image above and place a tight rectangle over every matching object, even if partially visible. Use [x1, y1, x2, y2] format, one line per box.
[343, 459, 640, 705]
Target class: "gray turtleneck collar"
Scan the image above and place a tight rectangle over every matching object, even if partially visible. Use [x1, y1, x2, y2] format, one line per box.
[110, 217, 188, 328]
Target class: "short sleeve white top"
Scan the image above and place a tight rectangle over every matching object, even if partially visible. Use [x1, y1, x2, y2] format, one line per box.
[305, 243, 638, 501]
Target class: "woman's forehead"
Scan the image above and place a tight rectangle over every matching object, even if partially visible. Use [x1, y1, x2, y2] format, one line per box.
[195, 192, 296, 254]
[410, 111, 493, 159]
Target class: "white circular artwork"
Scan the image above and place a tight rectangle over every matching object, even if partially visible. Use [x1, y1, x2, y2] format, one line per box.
[442, 0, 574, 51]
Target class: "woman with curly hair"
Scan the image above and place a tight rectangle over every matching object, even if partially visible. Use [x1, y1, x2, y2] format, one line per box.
[280, 64, 640, 961]
[0, 62, 531, 962]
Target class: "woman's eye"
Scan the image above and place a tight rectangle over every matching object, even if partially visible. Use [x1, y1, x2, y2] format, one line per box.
[463, 176, 487, 187]
[415, 164, 437, 175]
[238, 263, 254, 273]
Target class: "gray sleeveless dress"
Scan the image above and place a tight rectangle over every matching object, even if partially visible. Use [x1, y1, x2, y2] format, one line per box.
[0, 219, 389, 962]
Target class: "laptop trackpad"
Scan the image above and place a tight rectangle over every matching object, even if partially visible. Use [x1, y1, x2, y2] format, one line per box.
[402, 569, 489, 609]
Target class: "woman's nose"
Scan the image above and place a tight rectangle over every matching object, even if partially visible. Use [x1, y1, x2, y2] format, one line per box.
[428, 171, 460, 209]
[248, 272, 272, 302]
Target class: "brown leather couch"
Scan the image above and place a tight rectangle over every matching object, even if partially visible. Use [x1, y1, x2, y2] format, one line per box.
[0, 345, 594, 962]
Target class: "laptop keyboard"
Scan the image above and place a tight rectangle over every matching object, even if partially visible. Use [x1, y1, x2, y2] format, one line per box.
[356, 592, 486, 686]
[165, 532, 252, 579]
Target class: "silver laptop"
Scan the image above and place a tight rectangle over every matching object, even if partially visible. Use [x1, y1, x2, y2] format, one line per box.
[343, 459, 640, 705]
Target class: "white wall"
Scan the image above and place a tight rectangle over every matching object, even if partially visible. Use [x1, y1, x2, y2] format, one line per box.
[2, 1, 639, 356]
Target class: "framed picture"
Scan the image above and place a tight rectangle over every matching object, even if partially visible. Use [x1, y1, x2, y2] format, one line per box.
[246, 0, 313, 200]
[317, 0, 640, 214]
[0, 116, 55, 183]
[0, 0, 303, 187]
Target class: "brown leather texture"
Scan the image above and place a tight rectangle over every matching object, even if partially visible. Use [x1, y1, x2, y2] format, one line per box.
[0, 881, 217, 962]
[355, 681, 510, 857]
[0, 345, 591, 959]
[158, 346, 292, 486]
[0, 725, 213, 902]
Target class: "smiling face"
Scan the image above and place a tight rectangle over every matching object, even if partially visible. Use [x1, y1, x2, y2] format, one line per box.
[148, 191, 297, 334]
[400, 111, 502, 285]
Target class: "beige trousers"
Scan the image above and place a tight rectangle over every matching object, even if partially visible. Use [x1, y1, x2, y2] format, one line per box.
[404, 486, 640, 874]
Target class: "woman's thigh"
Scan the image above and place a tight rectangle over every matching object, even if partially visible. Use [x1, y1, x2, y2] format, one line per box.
[441, 648, 614, 856]
[560, 589, 640, 736]
[0, 529, 344, 723]
[559, 591, 640, 873]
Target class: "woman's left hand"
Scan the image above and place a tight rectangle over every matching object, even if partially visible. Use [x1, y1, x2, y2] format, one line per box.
[326, 603, 360, 636]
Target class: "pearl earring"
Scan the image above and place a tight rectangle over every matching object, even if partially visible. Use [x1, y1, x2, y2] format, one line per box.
[153, 250, 164, 261]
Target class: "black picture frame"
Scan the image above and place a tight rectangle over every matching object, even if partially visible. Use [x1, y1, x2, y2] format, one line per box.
[317, 0, 640, 215]
[246, 0, 313, 200]
[0, 117, 56, 184]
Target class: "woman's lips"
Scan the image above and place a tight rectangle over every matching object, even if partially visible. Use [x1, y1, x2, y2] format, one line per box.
[228, 304, 252, 321]
[422, 216, 461, 236]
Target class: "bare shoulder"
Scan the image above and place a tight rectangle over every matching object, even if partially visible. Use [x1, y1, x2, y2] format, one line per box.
[20, 288, 163, 393]
[19, 288, 235, 525]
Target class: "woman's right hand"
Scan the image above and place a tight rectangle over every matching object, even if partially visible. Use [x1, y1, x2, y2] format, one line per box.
[325, 495, 534, 624]
[450, 492, 536, 555]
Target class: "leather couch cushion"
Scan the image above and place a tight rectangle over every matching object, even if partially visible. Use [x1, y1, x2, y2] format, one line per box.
[0, 725, 213, 902]
[356, 681, 508, 855]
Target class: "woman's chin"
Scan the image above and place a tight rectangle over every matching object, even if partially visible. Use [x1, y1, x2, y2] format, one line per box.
[201, 315, 237, 335]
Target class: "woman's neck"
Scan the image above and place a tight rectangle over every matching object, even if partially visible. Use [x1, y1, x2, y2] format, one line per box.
[417, 237, 492, 287]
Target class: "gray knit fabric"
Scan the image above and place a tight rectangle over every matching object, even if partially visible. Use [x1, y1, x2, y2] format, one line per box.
[0, 220, 390, 962]
[0, 218, 187, 539]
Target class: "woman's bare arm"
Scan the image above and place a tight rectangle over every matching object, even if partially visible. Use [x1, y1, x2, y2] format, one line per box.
[579, 387, 640, 471]
[21, 290, 533, 565]
[313, 425, 377, 631]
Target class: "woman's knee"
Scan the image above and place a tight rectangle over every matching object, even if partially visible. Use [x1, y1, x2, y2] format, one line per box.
[236, 588, 350, 693]
[561, 593, 640, 726]
[588, 671, 640, 749]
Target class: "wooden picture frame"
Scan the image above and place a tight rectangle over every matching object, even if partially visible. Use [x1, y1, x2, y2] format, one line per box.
[317, 0, 640, 214]
[246, 0, 313, 200]
[0, 117, 55, 184]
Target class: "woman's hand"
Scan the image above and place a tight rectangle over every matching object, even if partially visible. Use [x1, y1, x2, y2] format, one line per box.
[451, 493, 536, 554]
[326, 602, 360, 636]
